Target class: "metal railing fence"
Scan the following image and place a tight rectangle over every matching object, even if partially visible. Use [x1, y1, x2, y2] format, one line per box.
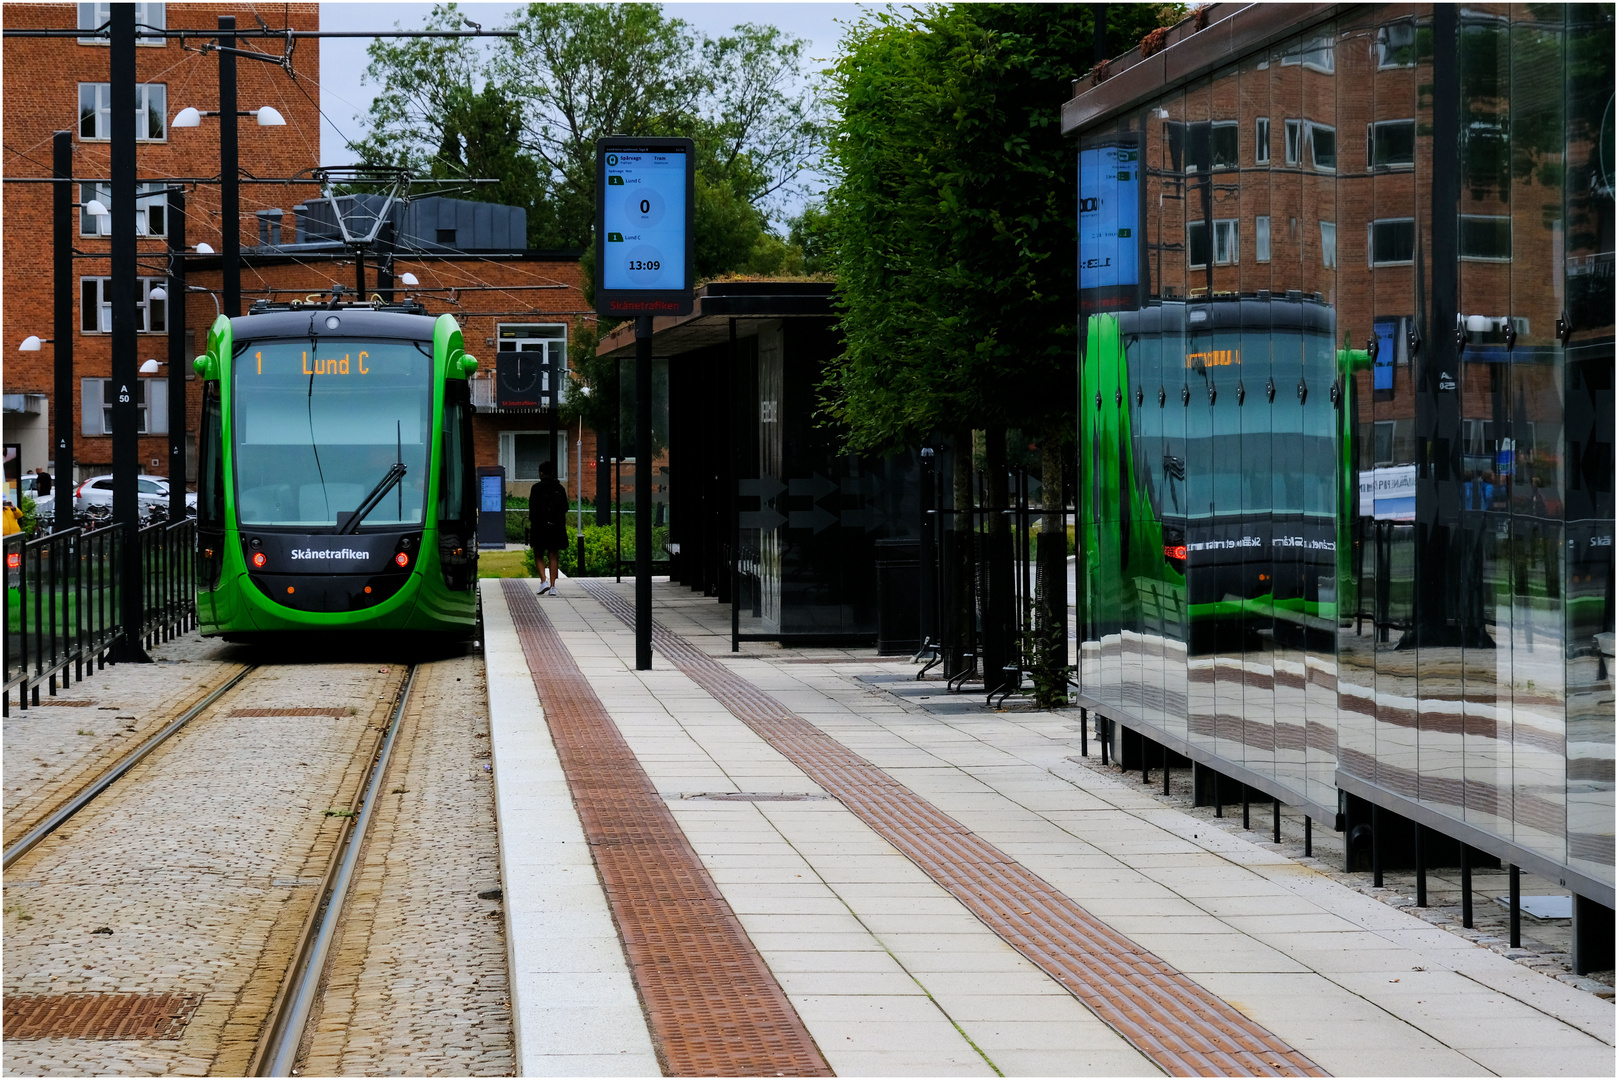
[3, 517, 195, 714]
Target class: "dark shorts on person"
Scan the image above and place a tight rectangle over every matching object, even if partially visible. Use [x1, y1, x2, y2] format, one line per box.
[534, 524, 567, 552]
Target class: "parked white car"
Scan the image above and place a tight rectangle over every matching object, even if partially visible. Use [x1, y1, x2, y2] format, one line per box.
[73, 474, 197, 515]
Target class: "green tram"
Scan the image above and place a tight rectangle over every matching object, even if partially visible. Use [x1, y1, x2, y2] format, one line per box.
[192, 303, 481, 640]
[1079, 295, 1367, 654]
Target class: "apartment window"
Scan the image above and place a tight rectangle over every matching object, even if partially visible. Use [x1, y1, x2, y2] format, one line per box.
[79, 182, 167, 237]
[1187, 219, 1238, 269]
[1255, 117, 1270, 164]
[1369, 219, 1416, 265]
[80, 277, 167, 333]
[1282, 34, 1335, 73]
[80, 377, 168, 435]
[78, 2, 165, 44]
[1367, 120, 1416, 169]
[79, 83, 166, 141]
[1284, 119, 1302, 165]
[1211, 122, 1238, 169]
[1255, 216, 1271, 263]
[1320, 222, 1337, 268]
[1460, 215, 1512, 260]
[1308, 123, 1337, 171]
[1376, 21, 1417, 68]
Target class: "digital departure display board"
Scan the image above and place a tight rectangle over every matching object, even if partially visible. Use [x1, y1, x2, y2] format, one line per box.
[595, 137, 696, 318]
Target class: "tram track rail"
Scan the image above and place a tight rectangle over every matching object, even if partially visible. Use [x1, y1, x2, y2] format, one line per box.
[2, 665, 258, 870]
[250, 664, 419, 1077]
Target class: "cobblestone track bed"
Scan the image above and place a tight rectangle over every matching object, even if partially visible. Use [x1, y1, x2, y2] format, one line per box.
[583, 580, 1325, 1079]
[297, 652, 515, 1077]
[2, 659, 409, 1078]
[4, 635, 253, 849]
[501, 581, 833, 1078]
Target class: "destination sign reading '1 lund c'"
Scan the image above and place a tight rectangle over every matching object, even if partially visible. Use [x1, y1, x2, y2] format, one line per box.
[595, 136, 696, 318]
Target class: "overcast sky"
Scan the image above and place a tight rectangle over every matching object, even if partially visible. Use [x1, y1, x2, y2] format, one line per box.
[316, 2, 868, 223]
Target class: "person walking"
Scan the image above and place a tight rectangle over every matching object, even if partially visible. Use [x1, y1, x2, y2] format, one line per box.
[529, 459, 569, 595]
[34, 468, 52, 499]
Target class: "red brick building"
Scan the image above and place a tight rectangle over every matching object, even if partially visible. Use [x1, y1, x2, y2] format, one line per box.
[3, 2, 598, 504]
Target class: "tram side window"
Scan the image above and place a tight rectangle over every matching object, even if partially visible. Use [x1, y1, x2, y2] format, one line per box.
[438, 383, 475, 523]
[198, 382, 224, 528]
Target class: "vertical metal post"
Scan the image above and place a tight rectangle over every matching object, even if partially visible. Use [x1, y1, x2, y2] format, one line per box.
[1214, 773, 1224, 817]
[218, 15, 240, 316]
[166, 188, 187, 520]
[355, 249, 366, 301]
[53, 131, 74, 511]
[1079, 707, 1087, 757]
[635, 316, 653, 670]
[919, 447, 936, 650]
[1372, 804, 1384, 888]
[1414, 823, 1427, 906]
[1162, 744, 1170, 796]
[1460, 844, 1473, 928]
[729, 318, 740, 653]
[1272, 799, 1281, 844]
[1242, 787, 1250, 830]
[1099, 716, 1109, 766]
[1508, 865, 1521, 948]
[1304, 815, 1312, 857]
[1142, 739, 1149, 785]
[110, 5, 148, 664]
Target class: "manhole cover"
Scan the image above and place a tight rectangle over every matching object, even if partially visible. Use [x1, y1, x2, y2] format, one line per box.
[4, 993, 201, 1040]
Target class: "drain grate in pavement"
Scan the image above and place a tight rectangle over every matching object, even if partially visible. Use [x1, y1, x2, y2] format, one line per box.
[4, 993, 201, 1041]
[228, 707, 346, 717]
[500, 581, 832, 1077]
[582, 580, 1325, 1079]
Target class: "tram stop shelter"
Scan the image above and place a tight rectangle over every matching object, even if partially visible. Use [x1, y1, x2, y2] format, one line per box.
[595, 282, 923, 648]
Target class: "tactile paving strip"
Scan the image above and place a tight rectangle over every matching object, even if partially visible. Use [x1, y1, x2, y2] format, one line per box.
[4, 993, 201, 1040]
[582, 581, 1327, 1078]
[500, 582, 832, 1077]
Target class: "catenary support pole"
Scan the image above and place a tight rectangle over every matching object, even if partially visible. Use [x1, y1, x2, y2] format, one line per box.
[110, 5, 148, 663]
[53, 131, 73, 507]
[218, 16, 239, 316]
[166, 187, 187, 520]
[635, 316, 653, 670]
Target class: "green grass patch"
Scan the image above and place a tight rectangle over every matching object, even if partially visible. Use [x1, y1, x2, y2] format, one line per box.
[477, 549, 532, 579]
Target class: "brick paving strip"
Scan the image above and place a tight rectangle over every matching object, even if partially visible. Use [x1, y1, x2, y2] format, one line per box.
[500, 581, 833, 1077]
[581, 580, 1326, 1079]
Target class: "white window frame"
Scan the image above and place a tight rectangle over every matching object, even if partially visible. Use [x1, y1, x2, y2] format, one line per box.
[1366, 119, 1416, 170]
[78, 82, 166, 142]
[1211, 121, 1239, 170]
[78, 2, 166, 44]
[1459, 214, 1513, 262]
[1187, 219, 1239, 269]
[500, 431, 568, 484]
[80, 276, 168, 334]
[1375, 21, 1416, 69]
[1282, 34, 1335, 73]
[1307, 122, 1337, 172]
[1368, 218, 1416, 266]
[1320, 222, 1337, 269]
[1255, 216, 1271, 263]
[1255, 117, 1270, 165]
[79, 182, 168, 237]
[1284, 119, 1302, 165]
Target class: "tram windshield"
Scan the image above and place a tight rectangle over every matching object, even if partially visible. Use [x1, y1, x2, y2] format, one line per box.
[232, 338, 432, 529]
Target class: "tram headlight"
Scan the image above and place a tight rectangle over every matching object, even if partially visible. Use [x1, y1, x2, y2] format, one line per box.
[252, 551, 267, 568]
[394, 551, 410, 568]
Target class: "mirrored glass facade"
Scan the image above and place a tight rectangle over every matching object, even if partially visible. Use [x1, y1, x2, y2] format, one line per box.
[1072, 4, 1613, 903]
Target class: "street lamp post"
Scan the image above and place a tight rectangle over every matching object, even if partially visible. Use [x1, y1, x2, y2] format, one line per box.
[219, 15, 238, 315]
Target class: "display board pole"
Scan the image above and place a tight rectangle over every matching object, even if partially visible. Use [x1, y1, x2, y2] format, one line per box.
[635, 316, 653, 670]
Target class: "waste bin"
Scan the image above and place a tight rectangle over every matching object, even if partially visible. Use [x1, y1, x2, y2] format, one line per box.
[875, 538, 920, 655]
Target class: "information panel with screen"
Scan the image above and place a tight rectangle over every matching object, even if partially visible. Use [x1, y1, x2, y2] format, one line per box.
[595, 137, 696, 317]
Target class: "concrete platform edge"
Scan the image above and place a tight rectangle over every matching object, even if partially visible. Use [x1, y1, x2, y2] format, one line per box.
[480, 579, 660, 1076]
